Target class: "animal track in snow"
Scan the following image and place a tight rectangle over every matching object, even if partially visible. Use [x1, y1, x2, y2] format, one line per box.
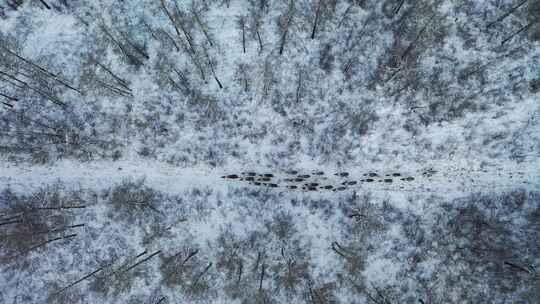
[221, 163, 540, 194]
[221, 169, 423, 192]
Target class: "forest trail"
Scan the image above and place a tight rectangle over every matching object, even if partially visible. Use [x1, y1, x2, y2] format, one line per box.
[0, 158, 538, 197]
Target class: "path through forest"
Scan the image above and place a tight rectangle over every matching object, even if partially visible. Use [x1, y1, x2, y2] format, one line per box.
[1, 157, 538, 198]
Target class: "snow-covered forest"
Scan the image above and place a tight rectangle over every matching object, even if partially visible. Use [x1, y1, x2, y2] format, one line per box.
[0, 0, 539, 303]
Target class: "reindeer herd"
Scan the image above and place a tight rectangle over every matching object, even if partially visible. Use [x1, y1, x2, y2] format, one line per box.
[221, 169, 434, 192]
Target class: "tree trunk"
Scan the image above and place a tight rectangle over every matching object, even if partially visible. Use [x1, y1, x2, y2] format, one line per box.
[242, 18, 246, 53]
[39, 0, 51, 9]
[529, 0, 540, 41]
[311, 0, 322, 39]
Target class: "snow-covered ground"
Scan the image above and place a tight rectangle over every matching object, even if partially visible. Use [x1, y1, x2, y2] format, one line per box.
[1, 156, 539, 198]
[1, 0, 540, 303]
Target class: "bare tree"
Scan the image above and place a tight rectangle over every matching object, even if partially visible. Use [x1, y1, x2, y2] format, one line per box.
[219, 0, 231, 8]
[311, 0, 323, 39]
[0, 43, 81, 94]
[261, 57, 275, 100]
[530, 0, 540, 40]
[235, 63, 250, 92]
[487, 0, 528, 29]
[295, 67, 303, 103]
[172, 1, 197, 53]
[393, 0, 406, 16]
[311, 0, 337, 39]
[0, 69, 66, 107]
[168, 67, 191, 94]
[160, 0, 183, 40]
[501, 22, 534, 45]
[94, 60, 131, 92]
[39, 0, 51, 10]
[191, 5, 214, 46]
[238, 15, 247, 53]
[337, 4, 353, 28]
[159, 0, 209, 82]
[203, 47, 223, 89]
[278, 0, 296, 55]
[91, 59, 133, 97]
[101, 25, 144, 67]
[248, 8, 264, 53]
